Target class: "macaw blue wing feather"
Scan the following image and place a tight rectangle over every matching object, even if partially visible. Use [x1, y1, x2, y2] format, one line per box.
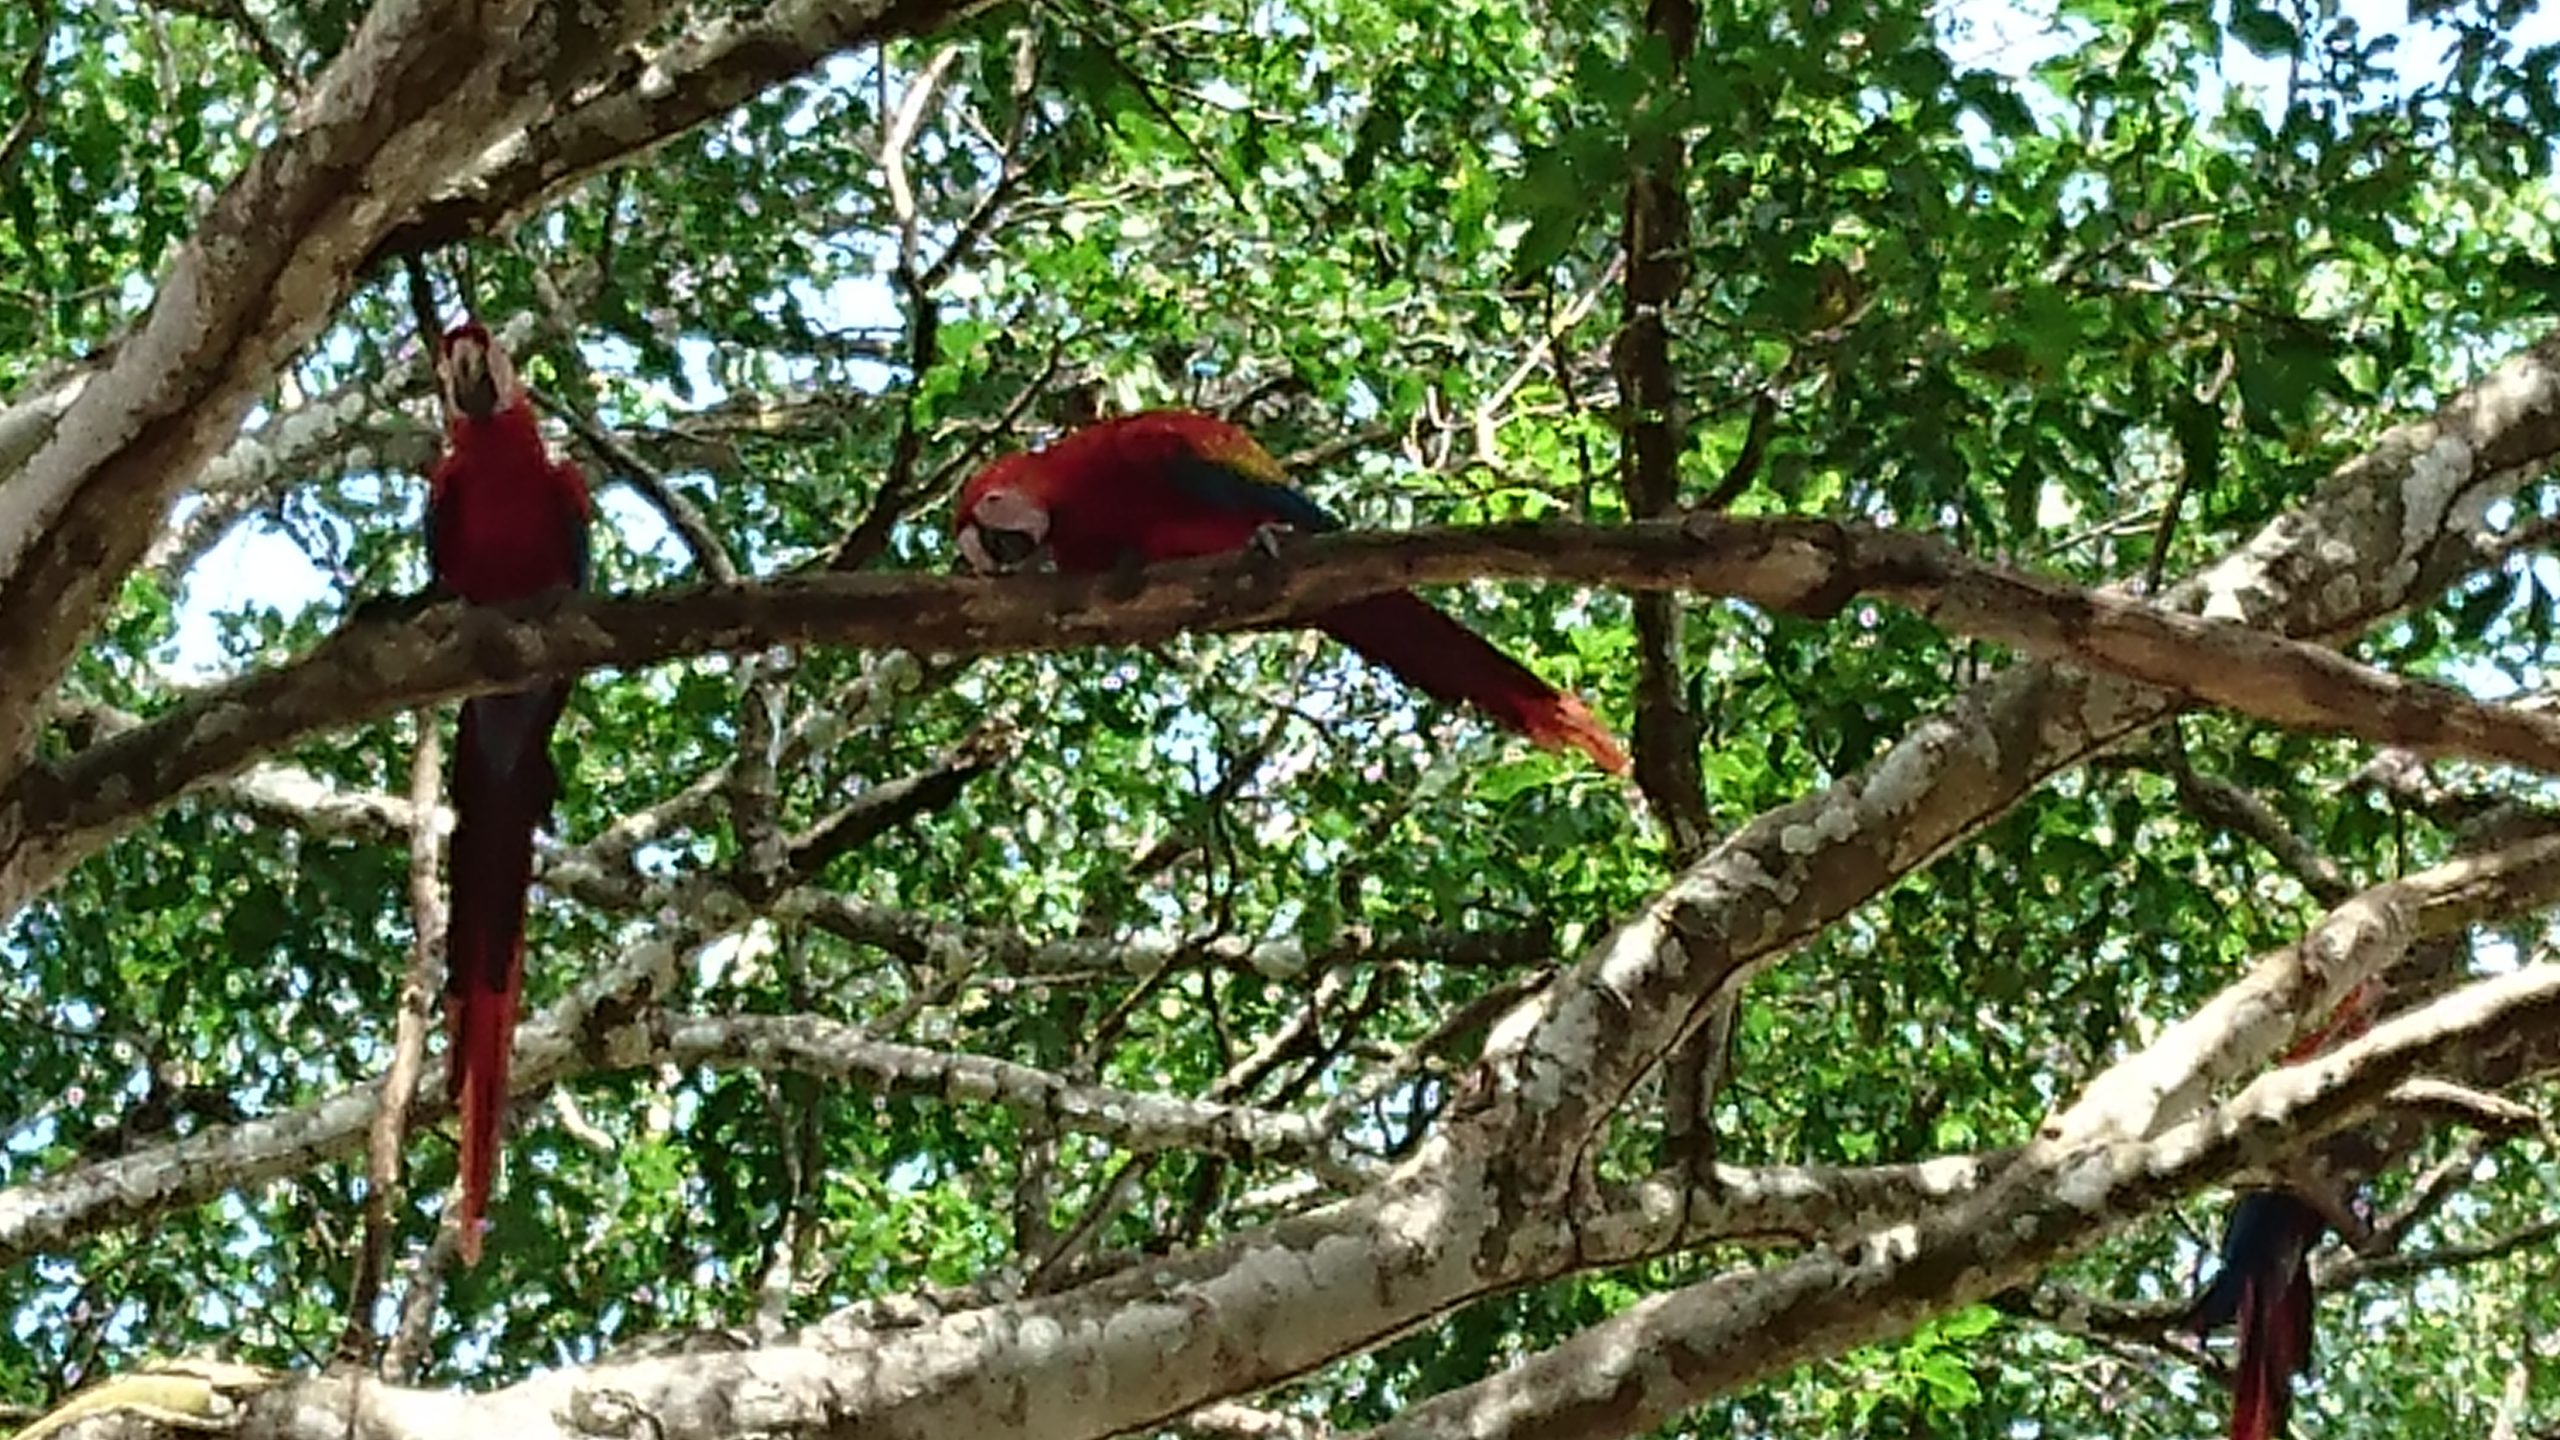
[1163, 452, 1341, 534]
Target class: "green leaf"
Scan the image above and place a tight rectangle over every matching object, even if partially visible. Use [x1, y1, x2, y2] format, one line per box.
[2228, 3, 2301, 59]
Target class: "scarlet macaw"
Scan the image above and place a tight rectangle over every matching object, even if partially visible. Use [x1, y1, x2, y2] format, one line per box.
[426, 321, 591, 1264]
[2190, 986, 2378, 1439]
[2193, 1190, 2323, 1440]
[953, 411, 1628, 773]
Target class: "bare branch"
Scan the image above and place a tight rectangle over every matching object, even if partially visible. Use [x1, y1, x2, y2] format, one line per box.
[2345, 1212, 2560, 1284]
[334, 716, 444, 1367]
[144, 0, 299, 89]
[662, 1011, 1350, 1171]
[0, 921, 1388, 1266]
[0, 924, 708, 1268]
[2163, 759, 2352, 902]
[533, 386, 740, 585]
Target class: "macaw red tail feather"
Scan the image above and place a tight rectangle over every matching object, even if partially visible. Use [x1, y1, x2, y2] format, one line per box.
[1315, 590, 1630, 773]
[2227, 1263, 2314, 1440]
[444, 685, 564, 1266]
[2195, 1191, 2322, 1440]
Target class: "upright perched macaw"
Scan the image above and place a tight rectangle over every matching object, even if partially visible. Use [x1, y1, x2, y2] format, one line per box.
[426, 320, 591, 1265]
[2190, 985, 2379, 1440]
[954, 411, 1629, 773]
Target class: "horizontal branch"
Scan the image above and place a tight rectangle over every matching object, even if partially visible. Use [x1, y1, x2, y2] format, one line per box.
[0, 968, 1355, 1265]
[0, 926, 702, 1267]
[664, 1013, 1353, 1172]
[13, 501, 2560, 917]
[2004, 1206, 2560, 1351]
[1573, 1152, 2013, 1262]
[782, 893, 1553, 980]
[136, 749, 1550, 994]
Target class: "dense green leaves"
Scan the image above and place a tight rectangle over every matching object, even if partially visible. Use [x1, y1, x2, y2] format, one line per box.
[4, 0, 2559, 1434]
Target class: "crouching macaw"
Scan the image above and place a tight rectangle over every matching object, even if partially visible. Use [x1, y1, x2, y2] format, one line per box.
[954, 410, 1628, 772]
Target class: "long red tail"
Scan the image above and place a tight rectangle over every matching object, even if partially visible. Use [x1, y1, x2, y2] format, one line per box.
[1314, 590, 1629, 773]
[444, 684, 565, 1265]
[2194, 1191, 2322, 1440]
[2230, 1261, 2316, 1440]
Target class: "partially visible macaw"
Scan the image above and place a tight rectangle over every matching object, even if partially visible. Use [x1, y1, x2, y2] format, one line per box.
[953, 410, 1629, 773]
[425, 320, 591, 1265]
[2190, 985, 2379, 1440]
[2193, 1189, 2324, 1440]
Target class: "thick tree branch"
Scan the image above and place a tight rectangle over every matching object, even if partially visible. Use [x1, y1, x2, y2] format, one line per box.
[1357, 963, 2560, 1440]
[1458, 321, 2558, 1219]
[62, 962, 2551, 1440]
[2049, 829, 2560, 1150]
[0, 0, 688, 792]
[359, 0, 997, 273]
[15, 435, 2560, 921]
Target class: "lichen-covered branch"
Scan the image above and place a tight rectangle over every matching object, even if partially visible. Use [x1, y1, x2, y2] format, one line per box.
[1460, 320, 2559, 1233]
[2049, 829, 2560, 1149]
[361, 0, 996, 272]
[0, 0, 690, 789]
[14, 453, 2560, 923]
[663, 1013, 1350, 1170]
[48, 960, 2552, 1440]
[1356, 963, 2560, 1440]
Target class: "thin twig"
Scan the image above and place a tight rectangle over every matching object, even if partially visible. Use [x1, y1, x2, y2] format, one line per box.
[531, 386, 740, 585]
[380, 1224, 462, 1384]
[336, 716, 445, 1367]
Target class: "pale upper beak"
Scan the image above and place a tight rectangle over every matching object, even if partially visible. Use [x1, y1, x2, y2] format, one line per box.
[444, 340, 499, 420]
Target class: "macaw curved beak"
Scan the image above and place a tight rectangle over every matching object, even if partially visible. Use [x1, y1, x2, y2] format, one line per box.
[956, 487, 1052, 573]
[446, 340, 499, 420]
[961, 523, 1043, 572]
